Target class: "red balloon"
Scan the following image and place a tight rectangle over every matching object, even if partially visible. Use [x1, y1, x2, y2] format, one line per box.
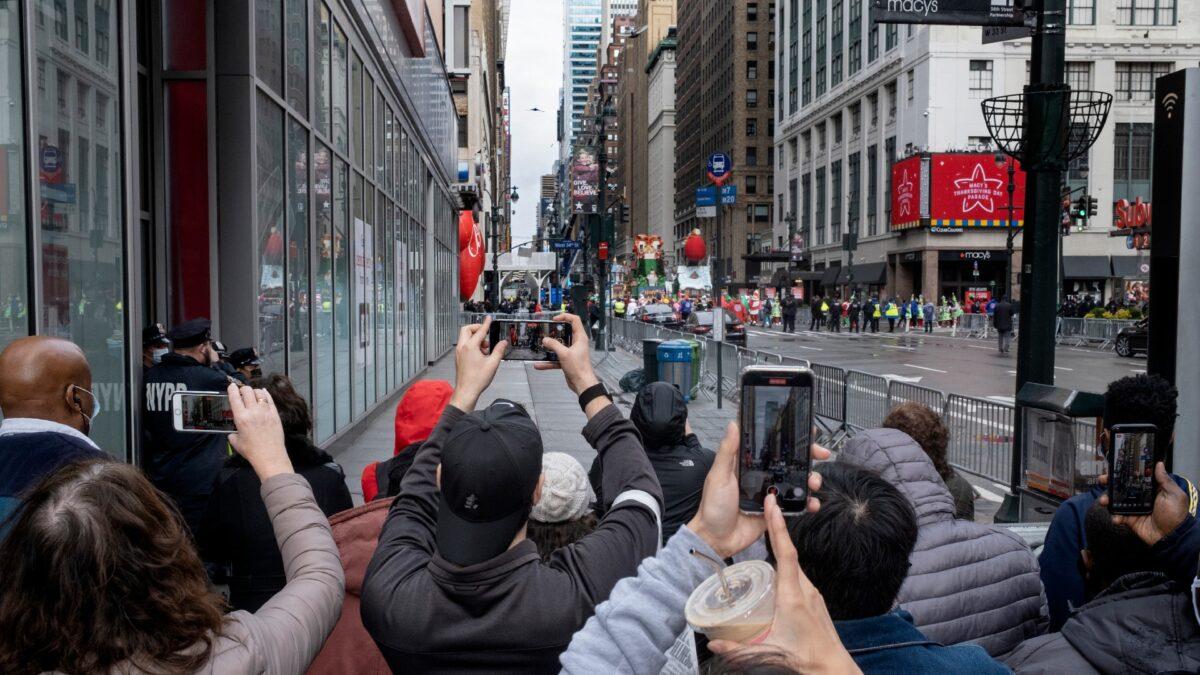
[458, 210, 476, 252]
[683, 230, 706, 263]
[459, 222, 484, 301]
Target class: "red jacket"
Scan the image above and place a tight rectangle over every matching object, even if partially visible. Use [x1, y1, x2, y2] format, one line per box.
[360, 380, 453, 502]
[306, 498, 393, 675]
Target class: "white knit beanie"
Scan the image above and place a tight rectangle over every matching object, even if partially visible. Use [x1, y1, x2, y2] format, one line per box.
[529, 452, 595, 524]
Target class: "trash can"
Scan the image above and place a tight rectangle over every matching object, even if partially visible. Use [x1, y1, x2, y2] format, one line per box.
[657, 340, 695, 401]
[685, 339, 702, 399]
[642, 339, 662, 385]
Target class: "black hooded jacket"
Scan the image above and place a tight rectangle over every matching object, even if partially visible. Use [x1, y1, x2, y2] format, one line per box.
[590, 382, 714, 545]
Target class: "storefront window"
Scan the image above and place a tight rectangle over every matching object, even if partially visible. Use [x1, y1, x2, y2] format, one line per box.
[284, 0, 307, 114]
[364, 185, 376, 408]
[395, 207, 408, 384]
[333, 158, 350, 427]
[0, 1, 29, 352]
[35, 0, 126, 455]
[256, 92, 285, 375]
[351, 171, 365, 417]
[286, 117, 310, 403]
[315, 4, 330, 139]
[255, 0, 282, 94]
[378, 188, 390, 394]
[332, 23, 347, 155]
[351, 54, 361, 166]
[313, 144, 333, 440]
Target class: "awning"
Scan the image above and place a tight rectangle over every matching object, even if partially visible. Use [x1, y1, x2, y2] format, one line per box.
[1111, 256, 1149, 279]
[820, 266, 843, 286]
[743, 250, 792, 262]
[846, 262, 888, 286]
[795, 270, 825, 282]
[1061, 256, 1111, 279]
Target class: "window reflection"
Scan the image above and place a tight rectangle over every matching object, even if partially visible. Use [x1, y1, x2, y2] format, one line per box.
[286, 118, 310, 403]
[334, 158, 350, 427]
[256, 92, 285, 375]
[0, 1, 29, 352]
[313, 144, 334, 440]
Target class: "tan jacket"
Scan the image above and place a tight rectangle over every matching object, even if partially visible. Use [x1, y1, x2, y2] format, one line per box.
[92, 473, 345, 674]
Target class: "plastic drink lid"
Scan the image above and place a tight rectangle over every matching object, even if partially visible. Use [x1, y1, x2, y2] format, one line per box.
[685, 560, 775, 631]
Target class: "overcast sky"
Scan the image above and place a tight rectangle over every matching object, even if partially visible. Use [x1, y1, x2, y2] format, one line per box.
[506, 0, 563, 244]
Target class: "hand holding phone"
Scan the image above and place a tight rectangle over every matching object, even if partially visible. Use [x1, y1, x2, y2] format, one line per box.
[1105, 423, 1160, 515]
[1099, 461, 1190, 547]
[225, 383, 292, 481]
[738, 366, 815, 515]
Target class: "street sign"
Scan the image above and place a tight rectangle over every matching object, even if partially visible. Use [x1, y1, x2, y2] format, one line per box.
[40, 145, 61, 172]
[707, 152, 733, 186]
[720, 184, 737, 205]
[598, 241, 609, 260]
[551, 239, 582, 252]
[872, 0, 1028, 26]
[982, 24, 1033, 43]
[696, 186, 717, 207]
[696, 205, 717, 218]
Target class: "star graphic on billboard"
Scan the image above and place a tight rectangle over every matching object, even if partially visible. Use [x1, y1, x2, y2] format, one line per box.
[897, 169, 915, 216]
[953, 164, 1004, 214]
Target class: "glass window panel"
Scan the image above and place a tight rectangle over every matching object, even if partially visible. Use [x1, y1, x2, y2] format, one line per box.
[351, 54, 362, 166]
[315, 3, 330, 139]
[35, 0, 126, 455]
[363, 185, 376, 407]
[0, 1, 29, 352]
[352, 171, 365, 416]
[313, 144, 334, 440]
[286, 117, 310, 404]
[284, 0, 307, 113]
[364, 78, 374, 181]
[376, 94, 385, 180]
[375, 190, 386, 398]
[396, 208, 407, 382]
[256, 92, 285, 376]
[332, 23, 348, 154]
[255, 0, 282, 93]
[334, 157, 350, 428]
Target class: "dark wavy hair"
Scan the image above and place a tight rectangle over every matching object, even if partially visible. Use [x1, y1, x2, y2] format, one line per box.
[882, 401, 953, 482]
[526, 513, 598, 562]
[251, 373, 312, 437]
[0, 460, 226, 674]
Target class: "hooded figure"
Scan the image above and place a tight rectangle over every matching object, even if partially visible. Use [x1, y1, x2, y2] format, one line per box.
[360, 380, 454, 502]
[590, 382, 714, 545]
[839, 428, 1046, 657]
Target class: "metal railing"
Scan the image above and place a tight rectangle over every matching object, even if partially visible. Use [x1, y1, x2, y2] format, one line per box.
[942, 394, 1016, 485]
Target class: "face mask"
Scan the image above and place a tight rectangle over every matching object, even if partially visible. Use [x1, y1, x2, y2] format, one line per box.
[250, 368, 263, 379]
[152, 348, 168, 363]
[73, 385, 101, 433]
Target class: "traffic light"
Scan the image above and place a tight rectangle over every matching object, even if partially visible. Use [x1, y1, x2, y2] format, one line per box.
[1073, 196, 1088, 221]
[1087, 196, 1098, 218]
[621, 204, 631, 224]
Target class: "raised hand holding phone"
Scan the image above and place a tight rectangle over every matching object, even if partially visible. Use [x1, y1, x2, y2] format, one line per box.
[1099, 461, 1189, 546]
[449, 317, 507, 412]
[536, 313, 600, 396]
[226, 382, 293, 482]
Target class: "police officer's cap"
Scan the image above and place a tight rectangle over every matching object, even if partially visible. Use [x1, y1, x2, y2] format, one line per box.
[211, 340, 230, 358]
[142, 322, 170, 348]
[168, 318, 213, 349]
[229, 347, 263, 369]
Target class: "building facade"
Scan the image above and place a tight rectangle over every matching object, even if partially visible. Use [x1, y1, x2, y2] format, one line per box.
[675, 0, 777, 284]
[647, 31, 678, 259]
[774, 0, 1198, 303]
[0, 0, 461, 462]
[561, 0, 605, 168]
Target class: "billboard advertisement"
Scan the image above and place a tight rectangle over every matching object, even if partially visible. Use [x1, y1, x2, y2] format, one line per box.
[929, 153, 1026, 231]
[890, 155, 924, 231]
[571, 147, 599, 214]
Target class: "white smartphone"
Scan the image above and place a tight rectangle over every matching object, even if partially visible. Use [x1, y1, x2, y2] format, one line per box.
[172, 391, 236, 434]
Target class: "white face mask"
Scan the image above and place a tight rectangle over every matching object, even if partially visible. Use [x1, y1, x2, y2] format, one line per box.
[152, 348, 168, 363]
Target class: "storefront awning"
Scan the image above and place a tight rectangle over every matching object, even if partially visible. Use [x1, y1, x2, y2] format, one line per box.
[847, 262, 888, 286]
[820, 266, 843, 286]
[795, 270, 825, 282]
[1062, 256, 1111, 279]
[1111, 255, 1149, 279]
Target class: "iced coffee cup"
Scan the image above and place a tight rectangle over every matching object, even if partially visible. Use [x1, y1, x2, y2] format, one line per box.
[685, 560, 776, 643]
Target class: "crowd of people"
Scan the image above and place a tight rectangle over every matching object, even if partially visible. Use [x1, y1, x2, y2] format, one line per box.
[1, 309, 1198, 673]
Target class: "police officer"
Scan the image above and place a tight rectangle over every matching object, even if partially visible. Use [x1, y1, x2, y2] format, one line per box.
[143, 318, 235, 537]
[228, 347, 264, 382]
[210, 339, 246, 383]
[142, 323, 170, 372]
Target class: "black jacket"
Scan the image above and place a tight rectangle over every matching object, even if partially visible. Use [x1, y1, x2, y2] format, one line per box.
[591, 382, 714, 545]
[993, 300, 1015, 331]
[0, 431, 106, 529]
[781, 295, 798, 316]
[1005, 572, 1200, 673]
[361, 404, 663, 674]
[199, 434, 352, 612]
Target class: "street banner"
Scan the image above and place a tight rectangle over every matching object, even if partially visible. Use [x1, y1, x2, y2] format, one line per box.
[872, 0, 1027, 26]
[571, 147, 599, 214]
[676, 265, 712, 291]
[929, 153, 1026, 230]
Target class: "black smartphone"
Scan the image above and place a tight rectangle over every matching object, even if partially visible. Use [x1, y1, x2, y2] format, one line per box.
[488, 319, 572, 361]
[1107, 423, 1159, 515]
[172, 392, 236, 434]
[738, 366, 814, 515]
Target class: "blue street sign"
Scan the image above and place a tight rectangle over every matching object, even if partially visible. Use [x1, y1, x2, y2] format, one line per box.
[40, 145, 61, 173]
[695, 186, 717, 207]
[707, 152, 731, 179]
[720, 184, 737, 205]
[552, 239, 583, 252]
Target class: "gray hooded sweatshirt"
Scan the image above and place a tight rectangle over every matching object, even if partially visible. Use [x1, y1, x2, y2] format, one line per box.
[840, 428, 1046, 656]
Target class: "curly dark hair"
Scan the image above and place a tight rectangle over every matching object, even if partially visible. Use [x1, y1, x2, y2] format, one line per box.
[526, 513, 598, 562]
[882, 401, 953, 482]
[0, 460, 226, 674]
[251, 373, 312, 437]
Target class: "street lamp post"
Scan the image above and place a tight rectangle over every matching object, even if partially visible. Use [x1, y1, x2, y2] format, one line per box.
[486, 186, 520, 309]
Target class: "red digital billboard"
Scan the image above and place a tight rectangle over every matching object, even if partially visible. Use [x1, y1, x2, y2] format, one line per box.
[929, 153, 1026, 230]
[890, 155, 924, 231]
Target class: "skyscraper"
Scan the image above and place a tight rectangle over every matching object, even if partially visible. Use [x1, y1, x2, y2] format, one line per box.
[562, 0, 605, 164]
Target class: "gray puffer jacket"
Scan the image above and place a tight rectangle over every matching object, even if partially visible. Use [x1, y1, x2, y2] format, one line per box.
[840, 428, 1046, 656]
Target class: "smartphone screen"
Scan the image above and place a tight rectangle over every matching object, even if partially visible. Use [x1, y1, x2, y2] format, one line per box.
[172, 392, 236, 433]
[738, 367, 814, 514]
[488, 319, 572, 361]
[1108, 425, 1158, 514]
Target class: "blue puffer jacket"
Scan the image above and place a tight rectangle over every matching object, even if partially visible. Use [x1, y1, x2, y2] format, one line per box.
[840, 429, 1047, 657]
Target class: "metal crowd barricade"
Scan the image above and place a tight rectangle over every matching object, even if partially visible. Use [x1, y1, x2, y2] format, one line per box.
[844, 371, 891, 432]
[887, 380, 947, 414]
[1057, 317, 1085, 345]
[942, 394, 1015, 485]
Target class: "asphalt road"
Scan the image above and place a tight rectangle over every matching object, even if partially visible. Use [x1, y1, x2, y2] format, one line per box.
[740, 324, 1145, 402]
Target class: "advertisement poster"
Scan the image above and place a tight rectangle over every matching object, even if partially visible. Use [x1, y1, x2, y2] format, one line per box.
[871, 0, 1027, 26]
[890, 155, 924, 231]
[929, 153, 1026, 230]
[571, 147, 599, 214]
[1125, 280, 1149, 305]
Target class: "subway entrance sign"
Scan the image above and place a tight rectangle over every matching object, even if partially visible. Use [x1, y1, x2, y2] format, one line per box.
[871, 0, 1029, 26]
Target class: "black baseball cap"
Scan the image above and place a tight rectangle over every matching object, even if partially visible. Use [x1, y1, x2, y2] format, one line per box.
[142, 322, 169, 348]
[436, 400, 543, 566]
[168, 318, 212, 349]
[229, 347, 262, 369]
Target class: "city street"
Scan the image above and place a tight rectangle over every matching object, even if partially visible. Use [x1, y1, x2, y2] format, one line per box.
[741, 325, 1142, 402]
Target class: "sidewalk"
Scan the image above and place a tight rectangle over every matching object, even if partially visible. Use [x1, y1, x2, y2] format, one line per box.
[327, 348, 596, 505]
